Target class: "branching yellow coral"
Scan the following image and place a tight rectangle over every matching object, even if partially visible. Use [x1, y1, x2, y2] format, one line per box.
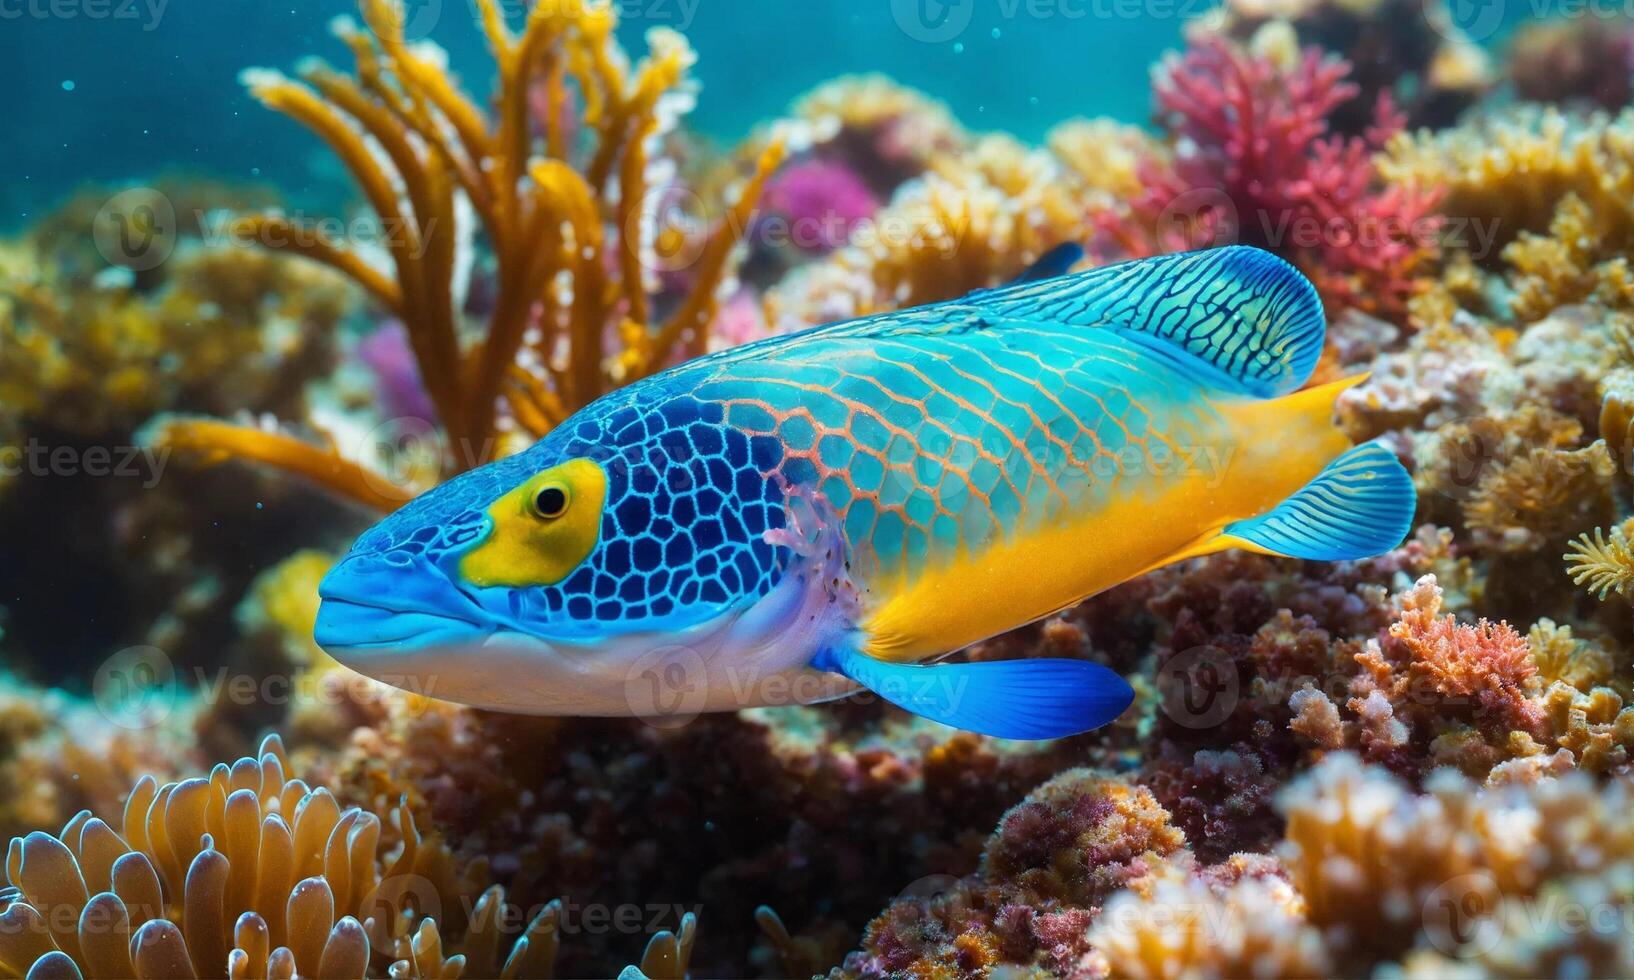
[1527, 619, 1614, 692]
[1541, 682, 1634, 773]
[1383, 107, 1634, 320]
[1381, 107, 1634, 252]
[154, 0, 784, 510]
[1046, 118, 1163, 202]
[1564, 519, 1634, 600]
[1462, 441, 1614, 553]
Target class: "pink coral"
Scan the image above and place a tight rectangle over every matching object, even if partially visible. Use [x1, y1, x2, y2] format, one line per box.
[1389, 577, 1537, 702]
[761, 158, 880, 253]
[1100, 36, 1441, 320]
[356, 320, 437, 424]
[708, 289, 768, 350]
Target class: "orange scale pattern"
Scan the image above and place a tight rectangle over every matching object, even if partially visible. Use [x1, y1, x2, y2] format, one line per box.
[694, 316, 1222, 586]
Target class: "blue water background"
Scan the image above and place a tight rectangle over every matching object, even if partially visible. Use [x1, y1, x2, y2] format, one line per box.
[1, 0, 1536, 227]
[0, 0, 1199, 226]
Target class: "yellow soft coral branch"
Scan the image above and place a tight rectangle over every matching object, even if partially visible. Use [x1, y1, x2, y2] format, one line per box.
[154, 418, 425, 511]
[169, 0, 776, 511]
[1566, 520, 1634, 601]
[224, 215, 402, 313]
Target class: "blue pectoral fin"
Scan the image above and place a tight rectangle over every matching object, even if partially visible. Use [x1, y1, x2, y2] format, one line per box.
[1223, 441, 1416, 561]
[815, 647, 1134, 740]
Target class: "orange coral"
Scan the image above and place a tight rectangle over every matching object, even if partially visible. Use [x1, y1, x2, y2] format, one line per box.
[1354, 575, 1545, 740]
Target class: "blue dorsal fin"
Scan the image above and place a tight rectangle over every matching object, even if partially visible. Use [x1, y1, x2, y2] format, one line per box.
[814, 647, 1134, 740]
[1008, 242, 1085, 284]
[1223, 441, 1415, 560]
[957, 246, 1325, 397]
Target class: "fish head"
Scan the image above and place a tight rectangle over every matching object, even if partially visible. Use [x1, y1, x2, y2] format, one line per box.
[314, 397, 793, 714]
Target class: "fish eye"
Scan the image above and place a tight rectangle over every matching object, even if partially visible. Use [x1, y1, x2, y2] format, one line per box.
[530, 484, 570, 520]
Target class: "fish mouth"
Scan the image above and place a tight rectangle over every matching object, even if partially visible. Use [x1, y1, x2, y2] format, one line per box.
[314, 595, 487, 651]
[314, 552, 491, 654]
[313, 551, 593, 712]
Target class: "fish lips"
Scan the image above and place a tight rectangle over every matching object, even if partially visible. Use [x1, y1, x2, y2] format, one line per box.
[314, 553, 644, 712]
[315, 550, 494, 656]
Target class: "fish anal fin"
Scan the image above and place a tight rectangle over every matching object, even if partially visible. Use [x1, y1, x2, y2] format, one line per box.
[1223, 440, 1416, 561]
[813, 646, 1134, 740]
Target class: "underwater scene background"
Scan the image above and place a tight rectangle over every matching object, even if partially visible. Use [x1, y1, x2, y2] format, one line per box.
[8, 0, 1634, 976]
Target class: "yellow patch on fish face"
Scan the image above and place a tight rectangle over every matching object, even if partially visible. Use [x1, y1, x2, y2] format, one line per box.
[460, 458, 607, 588]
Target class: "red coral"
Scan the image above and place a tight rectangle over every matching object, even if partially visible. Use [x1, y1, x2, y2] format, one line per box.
[1387, 576, 1543, 732]
[1351, 575, 1546, 750]
[1099, 37, 1441, 321]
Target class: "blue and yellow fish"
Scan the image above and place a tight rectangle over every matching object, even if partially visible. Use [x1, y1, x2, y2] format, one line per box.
[315, 246, 1414, 738]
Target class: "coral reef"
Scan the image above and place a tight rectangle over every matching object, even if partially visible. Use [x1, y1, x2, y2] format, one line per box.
[764, 132, 1092, 330]
[1508, 17, 1634, 111]
[0, 734, 705, 979]
[1097, 29, 1442, 320]
[786, 75, 965, 195]
[1382, 106, 1634, 321]
[1195, 0, 1492, 130]
[0, 188, 359, 691]
[15, 0, 1634, 975]
[293, 694, 1096, 977]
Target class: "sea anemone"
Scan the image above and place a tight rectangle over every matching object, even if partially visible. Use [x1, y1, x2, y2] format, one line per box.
[0, 735, 486, 979]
